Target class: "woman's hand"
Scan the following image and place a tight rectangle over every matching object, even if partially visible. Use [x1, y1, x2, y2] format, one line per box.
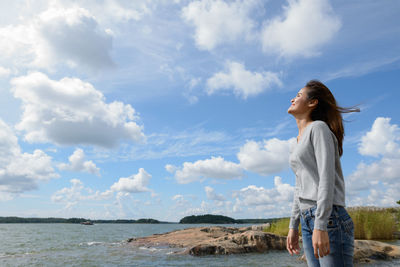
[312, 229, 330, 258]
[286, 229, 300, 256]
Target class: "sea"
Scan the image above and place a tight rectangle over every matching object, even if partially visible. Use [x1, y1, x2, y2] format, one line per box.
[0, 223, 399, 267]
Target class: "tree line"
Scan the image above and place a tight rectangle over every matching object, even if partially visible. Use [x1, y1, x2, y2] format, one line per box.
[179, 214, 278, 224]
[0, 217, 161, 224]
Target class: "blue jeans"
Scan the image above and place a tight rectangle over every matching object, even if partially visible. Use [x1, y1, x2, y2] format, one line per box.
[300, 205, 354, 267]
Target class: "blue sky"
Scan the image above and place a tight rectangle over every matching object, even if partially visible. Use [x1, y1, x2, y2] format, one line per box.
[0, 0, 399, 221]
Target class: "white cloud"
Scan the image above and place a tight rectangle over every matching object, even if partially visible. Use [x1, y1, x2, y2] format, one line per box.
[232, 176, 294, 217]
[347, 117, 400, 191]
[205, 186, 225, 201]
[0, 119, 58, 194]
[34, 6, 114, 70]
[11, 72, 144, 148]
[168, 156, 244, 184]
[206, 61, 282, 99]
[58, 148, 100, 176]
[347, 182, 400, 208]
[85, 0, 151, 23]
[0, 5, 113, 72]
[172, 194, 184, 201]
[48, 184, 151, 219]
[261, 0, 341, 57]
[182, 0, 257, 50]
[111, 168, 151, 193]
[0, 24, 34, 68]
[165, 164, 178, 173]
[0, 66, 11, 77]
[347, 156, 400, 192]
[346, 117, 400, 207]
[166, 136, 295, 184]
[234, 176, 294, 206]
[51, 178, 84, 205]
[238, 137, 296, 175]
[358, 117, 400, 157]
[56, 0, 152, 24]
[52, 178, 114, 210]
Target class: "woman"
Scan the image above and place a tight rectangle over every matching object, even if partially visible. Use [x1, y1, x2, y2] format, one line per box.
[286, 80, 359, 267]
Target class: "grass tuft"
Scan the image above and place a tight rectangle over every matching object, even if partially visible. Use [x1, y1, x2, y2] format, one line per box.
[264, 217, 291, 236]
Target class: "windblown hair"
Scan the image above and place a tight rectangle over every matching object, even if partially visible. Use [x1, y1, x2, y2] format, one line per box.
[305, 80, 359, 156]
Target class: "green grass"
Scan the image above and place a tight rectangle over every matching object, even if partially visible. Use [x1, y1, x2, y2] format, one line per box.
[263, 217, 291, 236]
[348, 207, 397, 240]
[264, 207, 399, 240]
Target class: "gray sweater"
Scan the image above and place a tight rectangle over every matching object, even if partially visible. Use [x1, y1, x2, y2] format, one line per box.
[289, 120, 345, 231]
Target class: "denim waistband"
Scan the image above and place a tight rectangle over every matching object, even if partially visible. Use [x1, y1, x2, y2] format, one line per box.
[301, 205, 345, 218]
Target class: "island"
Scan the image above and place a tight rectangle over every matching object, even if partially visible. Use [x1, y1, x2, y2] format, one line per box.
[179, 214, 277, 224]
[0, 217, 163, 224]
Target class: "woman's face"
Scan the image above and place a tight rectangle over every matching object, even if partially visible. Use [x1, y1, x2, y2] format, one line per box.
[288, 87, 314, 116]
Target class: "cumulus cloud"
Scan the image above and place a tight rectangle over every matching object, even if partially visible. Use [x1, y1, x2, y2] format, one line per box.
[58, 148, 100, 176]
[0, 5, 113, 72]
[0, 24, 31, 63]
[346, 117, 400, 206]
[234, 176, 294, 205]
[167, 136, 295, 184]
[358, 117, 400, 157]
[261, 0, 341, 57]
[347, 158, 400, 192]
[205, 186, 225, 201]
[52, 169, 153, 212]
[34, 7, 114, 70]
[182, 0, 257, 50]
[232, 176, 294, 217]
[0, 119, 58, 194]
[167, 156, 244, 184]
[11, 72, 144, 148]
[0, 66, 11, 77]
[206, 61, 282, 99]
[52, 178, 113, 209]
[238, 138, 296, 175]
[110, 168, 151, 193]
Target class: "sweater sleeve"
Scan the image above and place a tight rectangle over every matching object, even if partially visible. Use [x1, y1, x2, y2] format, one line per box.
[311, 122, 336, 231]
[289, 184, 300, 230]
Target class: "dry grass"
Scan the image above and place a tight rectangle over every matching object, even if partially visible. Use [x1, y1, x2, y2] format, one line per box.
[264, 218, 293, 236]
[348, 207, 397, 240]
[264, 207, 399, 240]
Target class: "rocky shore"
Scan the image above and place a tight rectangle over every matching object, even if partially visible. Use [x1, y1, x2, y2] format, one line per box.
[128, 225, 400, 263]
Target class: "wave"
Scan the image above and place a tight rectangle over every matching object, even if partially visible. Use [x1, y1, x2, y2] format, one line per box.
[79, 241, 124, 247]
[0, 252, 35, 259]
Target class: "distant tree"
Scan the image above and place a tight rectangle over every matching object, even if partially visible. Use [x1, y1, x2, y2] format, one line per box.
[179, 214, 236, 224]
[137, 218, 160, 223]
[397, 200, 400, 205]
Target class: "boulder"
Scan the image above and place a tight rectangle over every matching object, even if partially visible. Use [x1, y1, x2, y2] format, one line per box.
[128, 226, 285, 255]
[188, 230, 286, 255]
[354, 240, 400, 263]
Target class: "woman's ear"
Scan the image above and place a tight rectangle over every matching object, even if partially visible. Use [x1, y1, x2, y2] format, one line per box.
[308, 99, 318, 108]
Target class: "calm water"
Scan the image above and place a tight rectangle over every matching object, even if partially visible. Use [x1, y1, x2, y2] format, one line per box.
[0, 224, 399, 267]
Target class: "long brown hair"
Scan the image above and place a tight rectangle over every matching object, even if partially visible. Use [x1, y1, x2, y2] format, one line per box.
[305, 80, 359, 156]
